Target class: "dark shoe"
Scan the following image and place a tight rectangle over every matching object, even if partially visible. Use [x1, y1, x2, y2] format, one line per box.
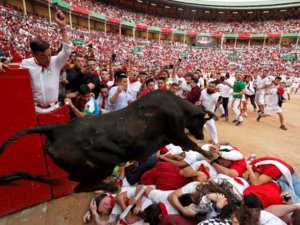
[220, 114, 226, 118]
[232, 120, 238, 123]
[236, 121, 243, 126]
[257, 110, 261, 113]
[280, 125, 287, 130]
[256, 115, 261, 122]
[225, 117, 229, 121]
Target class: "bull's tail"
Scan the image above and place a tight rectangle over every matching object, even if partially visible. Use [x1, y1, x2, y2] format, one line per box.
[0, 124, 61, 156]
[0, 171, 58, 185]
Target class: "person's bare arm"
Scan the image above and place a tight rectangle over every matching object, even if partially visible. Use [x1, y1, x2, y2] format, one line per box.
[65, 98, 86, 118]
[211, 162, 239, 177]
[159, 155, 188, 168]
[168, 189, 197, 218]
[55, 10, 71, 45]
[109, 86, 123, 104]
[180, 166, 198, 178]
[246, 165, 272, 185]
[0, 62, 9, 72]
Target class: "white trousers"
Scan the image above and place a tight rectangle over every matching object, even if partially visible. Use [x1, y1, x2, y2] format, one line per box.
[205, 118, 218, 144]
[231, 98, 243, 122]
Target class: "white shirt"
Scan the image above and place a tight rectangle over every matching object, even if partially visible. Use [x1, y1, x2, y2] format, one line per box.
[217, 83, 232, 98]
[256, 76, 272, 94]
[190, 160, 218, 179]
[128, 80, 142, 101]
[265, 85, 287, 107]
[245, 81, 256, 96]
[96, 94, 110, 113]
[108, 86, 134, 112]
[260, 210, 286, 225]
[20, 42, 72, 108]
[183, 150, 205, 165]
[148, 189, 179, 215]
[200, 89, 220, 112]
[181, 181, 200, 194]
[164, 144, 183, 155]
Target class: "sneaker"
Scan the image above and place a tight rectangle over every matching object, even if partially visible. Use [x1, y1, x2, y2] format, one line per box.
[280, 125, 287, 130]
[195, 139, 204, 144]
[232, 120, 238, 123]
[236, 121, 243, 126]
[256, 115, 261, 122]
[244, 112, 248, 117]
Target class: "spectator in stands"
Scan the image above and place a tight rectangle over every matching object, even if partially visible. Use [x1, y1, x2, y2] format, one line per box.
[108, 74, 133, 111]
[87, 58, 99, 77]
[96, 84, 110, 114]
[65, 84, 99, 118]
[19, 9, 72, 113]
[157, 77, 168, 90]
[186, 76, 201, 104]
[139, 78, 155, 97]
[168, 83, 181, 96]
[66, 54, 100, 98]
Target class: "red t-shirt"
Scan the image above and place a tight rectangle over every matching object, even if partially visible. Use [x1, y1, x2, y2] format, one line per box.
[140, 162, 190, 191]
[250, 157, 294, 179]
[230, 159, 247, 177]
[243, 182, 283, 209]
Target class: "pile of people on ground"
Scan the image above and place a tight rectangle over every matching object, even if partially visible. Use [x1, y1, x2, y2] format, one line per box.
[81, 142, 300, 225]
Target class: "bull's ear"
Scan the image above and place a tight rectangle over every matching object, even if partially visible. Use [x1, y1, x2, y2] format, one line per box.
[204, 110, 218, 121]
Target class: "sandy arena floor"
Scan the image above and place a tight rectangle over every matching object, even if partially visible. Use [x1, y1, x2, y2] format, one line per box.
[0, 94, 299, 225]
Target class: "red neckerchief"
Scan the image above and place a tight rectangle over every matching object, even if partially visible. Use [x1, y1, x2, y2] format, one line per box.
[198, 164, 210, 179]
[233, 177, 243, 185]
[34, 58, 46, 72]
[160, 146, 169, 154]
[130, 77, 138, 84]
[107, 192, 115, 208]
[158, 202, 168, 218]
[277, 88, 284, 96]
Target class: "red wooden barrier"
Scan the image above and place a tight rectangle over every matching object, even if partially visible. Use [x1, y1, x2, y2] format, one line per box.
[0, 69, 52, 216]
[37, 106, 78, 198]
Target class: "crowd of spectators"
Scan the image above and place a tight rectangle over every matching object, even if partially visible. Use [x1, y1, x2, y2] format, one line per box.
[1, 4, 300, 225]
[63, 0, 300, 33]
[1, 4, 300, 76]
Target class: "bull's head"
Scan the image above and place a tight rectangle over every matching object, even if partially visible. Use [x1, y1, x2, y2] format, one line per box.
[186, 106, 218, 141]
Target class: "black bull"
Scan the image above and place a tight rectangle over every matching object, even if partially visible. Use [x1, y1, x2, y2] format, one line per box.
[0, 90, 217, 192]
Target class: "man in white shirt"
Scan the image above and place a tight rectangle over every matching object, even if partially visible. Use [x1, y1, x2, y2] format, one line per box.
[196, 82, 220, 144]
[255, 70, 272, 113]
[19, 10, 72, 113]
[108, 75, 134, 112]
